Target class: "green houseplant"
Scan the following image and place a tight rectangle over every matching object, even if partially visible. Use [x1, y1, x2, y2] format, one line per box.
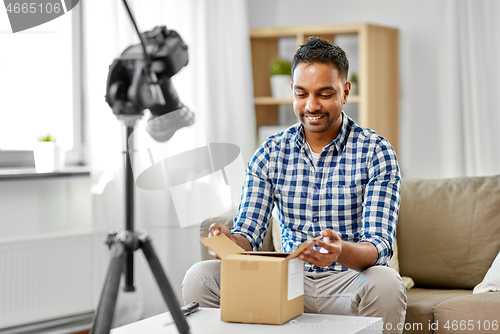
[38, 134, 55, 142]
[269, 59, 292, 99]
[270, 59, 292, 76]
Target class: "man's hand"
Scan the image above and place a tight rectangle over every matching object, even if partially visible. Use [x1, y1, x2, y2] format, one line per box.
[298, 229, 342, 268]
[207, 223, 232, 262]
[298, 229, 379, 271]
[208, 223, 232, 238]
[207, 223, 252, 262]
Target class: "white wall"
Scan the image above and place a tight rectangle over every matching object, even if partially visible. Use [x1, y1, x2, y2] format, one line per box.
[0, 176, 95, 329]
[248, 0, 446, 178]
[0, 176, 92, 239]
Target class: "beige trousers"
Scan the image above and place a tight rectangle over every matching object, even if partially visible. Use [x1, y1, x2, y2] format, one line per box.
[182, 260, 407, 334]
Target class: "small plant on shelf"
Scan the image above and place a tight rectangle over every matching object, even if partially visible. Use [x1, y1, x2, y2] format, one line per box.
[270, 59, 292, 76]
[348, 73, 358, 84]
[34, 134, 64, 172]
[269, 59, 292, 99]
[348, 73, 358, 95]
[38, 134, 55, 142]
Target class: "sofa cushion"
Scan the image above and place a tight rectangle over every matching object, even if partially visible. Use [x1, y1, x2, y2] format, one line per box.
[397, 175, 500, 289]
[404, 288, 472, 334]
[434, 292, 500, 334]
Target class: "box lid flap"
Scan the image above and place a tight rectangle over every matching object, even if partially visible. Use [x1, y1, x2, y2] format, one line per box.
[286, 235, 322, 260]
[200, 234, 245, 259]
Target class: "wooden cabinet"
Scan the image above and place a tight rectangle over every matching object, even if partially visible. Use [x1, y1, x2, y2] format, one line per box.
[250, 24, 399, 154]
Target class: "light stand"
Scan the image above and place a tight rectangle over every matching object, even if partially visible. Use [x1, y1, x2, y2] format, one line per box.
[89, 115, 191, 334]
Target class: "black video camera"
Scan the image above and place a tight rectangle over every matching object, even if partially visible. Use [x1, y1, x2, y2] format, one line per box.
[105, 26, 189, 118]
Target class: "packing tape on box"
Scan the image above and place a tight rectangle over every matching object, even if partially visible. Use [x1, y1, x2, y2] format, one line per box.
[240, 261, 259, 271]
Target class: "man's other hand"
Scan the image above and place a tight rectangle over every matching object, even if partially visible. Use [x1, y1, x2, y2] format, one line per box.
[298, 229, 342, 268]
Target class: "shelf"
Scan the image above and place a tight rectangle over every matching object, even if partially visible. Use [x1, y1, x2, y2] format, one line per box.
[254, 95, 360, 105]
[254, 97, 292, 105]
[250, 23, 371, 38]
[0, 166, 90, 181]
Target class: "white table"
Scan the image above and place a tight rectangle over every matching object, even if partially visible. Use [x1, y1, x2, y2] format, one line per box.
[111, 308, 383, 334]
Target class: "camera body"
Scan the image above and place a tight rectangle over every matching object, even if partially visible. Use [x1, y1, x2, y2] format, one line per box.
[106, 26, 189, 117]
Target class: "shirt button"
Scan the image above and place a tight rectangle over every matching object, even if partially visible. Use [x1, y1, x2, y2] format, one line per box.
[313, 218, 318, 222]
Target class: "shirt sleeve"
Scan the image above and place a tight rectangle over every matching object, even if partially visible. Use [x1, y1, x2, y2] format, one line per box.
[231, 143, 275, 251]
[360, 139, 401, 266]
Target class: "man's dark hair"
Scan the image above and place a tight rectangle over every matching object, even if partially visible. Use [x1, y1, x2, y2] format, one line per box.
[292, 37, 349, 80]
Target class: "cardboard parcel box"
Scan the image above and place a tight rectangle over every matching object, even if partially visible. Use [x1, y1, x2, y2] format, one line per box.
[200, 234, 316, 325]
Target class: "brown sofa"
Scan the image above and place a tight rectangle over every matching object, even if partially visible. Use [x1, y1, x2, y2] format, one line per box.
[199, 175, 500, 333]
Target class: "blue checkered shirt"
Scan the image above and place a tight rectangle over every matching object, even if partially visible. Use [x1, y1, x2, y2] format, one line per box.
[231, 112, 401, 272]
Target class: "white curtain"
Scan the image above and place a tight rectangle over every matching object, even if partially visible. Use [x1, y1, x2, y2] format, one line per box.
[439, 0, 500, 177]
[82, 0, 254, 323]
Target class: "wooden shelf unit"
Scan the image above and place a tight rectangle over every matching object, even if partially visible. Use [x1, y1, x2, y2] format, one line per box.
[250, 23, 399, 154]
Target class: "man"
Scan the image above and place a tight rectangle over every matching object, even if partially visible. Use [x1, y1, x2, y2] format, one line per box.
[182, 37, 406, 334]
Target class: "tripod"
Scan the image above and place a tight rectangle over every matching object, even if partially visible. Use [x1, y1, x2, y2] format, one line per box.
[90, 115, 190, 334]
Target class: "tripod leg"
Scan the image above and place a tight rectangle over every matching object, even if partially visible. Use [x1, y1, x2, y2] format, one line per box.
[140, 235, 191, 334]
[90, 241, 127, 334]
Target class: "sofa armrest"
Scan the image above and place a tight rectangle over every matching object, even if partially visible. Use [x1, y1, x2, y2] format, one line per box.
[199, 215, 276, 261]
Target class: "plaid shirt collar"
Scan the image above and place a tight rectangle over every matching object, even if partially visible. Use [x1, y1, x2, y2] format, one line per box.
[295, 111, 350, 154]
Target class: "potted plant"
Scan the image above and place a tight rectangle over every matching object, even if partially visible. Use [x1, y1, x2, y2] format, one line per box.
[348, 73, 358, 95]
[270, 59, 292, 99]
[33, 134, 65, 172]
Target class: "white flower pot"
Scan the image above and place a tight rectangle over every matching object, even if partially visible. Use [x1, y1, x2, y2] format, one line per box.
[350, 83, 358, 95]
[33, 142, 65, 172]
[270, 75, 292, 99]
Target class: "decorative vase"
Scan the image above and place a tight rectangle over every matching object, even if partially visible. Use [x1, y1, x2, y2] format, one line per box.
[350, 83, 358, 95]
[33, 142, 65, 172]
[270, 75, 292, 99]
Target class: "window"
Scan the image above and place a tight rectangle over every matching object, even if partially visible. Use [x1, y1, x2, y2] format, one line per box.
[0, 4, 83, 166]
